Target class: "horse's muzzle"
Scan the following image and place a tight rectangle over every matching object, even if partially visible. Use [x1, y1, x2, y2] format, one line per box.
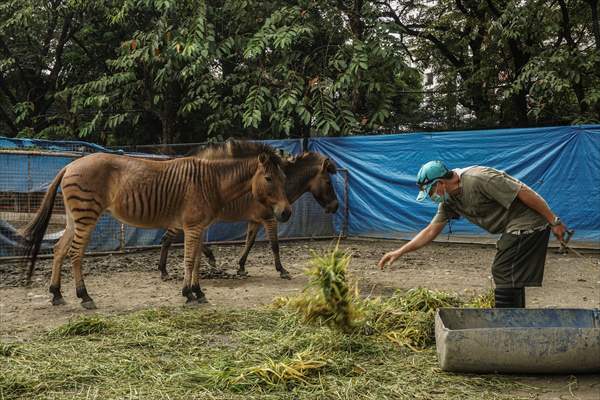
[325, 200, 339, 214]
[275, 206, 292, 222]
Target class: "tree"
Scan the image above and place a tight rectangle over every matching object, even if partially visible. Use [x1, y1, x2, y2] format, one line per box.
[240, 0, 422, 137]
[1, 0, 596, 143]
[376, 0, 600, 129]
[61, 0, 218, 144]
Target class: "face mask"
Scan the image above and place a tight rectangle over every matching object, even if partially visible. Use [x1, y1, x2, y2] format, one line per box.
[430, 183, 449, 203]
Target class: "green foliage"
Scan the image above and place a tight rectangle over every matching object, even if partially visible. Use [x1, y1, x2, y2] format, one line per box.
[377, 0, 600, 128]
[0, 0, 598, 143]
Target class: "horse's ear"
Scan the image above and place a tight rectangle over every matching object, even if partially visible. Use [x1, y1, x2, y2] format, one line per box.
[322, 158, 337, 174]
[258, 152, 269, 165]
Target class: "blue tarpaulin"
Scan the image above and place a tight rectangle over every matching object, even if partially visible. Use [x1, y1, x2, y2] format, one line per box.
[309, 125, 600, 242]
[1, 124, 598, 257]
[0, 137, 123, 154]
[1, 153, 76, 192]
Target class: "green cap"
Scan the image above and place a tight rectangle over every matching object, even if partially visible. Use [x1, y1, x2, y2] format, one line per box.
[416, 160, 450, 202]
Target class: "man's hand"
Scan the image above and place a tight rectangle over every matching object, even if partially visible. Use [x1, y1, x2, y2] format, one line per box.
[378, 249, 403, 270]
[552, 222, 567, 243]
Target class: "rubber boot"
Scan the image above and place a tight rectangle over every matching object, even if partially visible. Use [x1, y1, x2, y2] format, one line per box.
[494, 288, 526, 308]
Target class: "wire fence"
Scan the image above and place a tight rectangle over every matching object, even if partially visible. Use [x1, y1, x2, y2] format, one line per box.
[0, 144, 348, 260]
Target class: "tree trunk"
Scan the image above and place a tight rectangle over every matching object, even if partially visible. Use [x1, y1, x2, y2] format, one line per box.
[161, 114, 176, 144]
[469, 84, 493, 126]
[510, 90, 529, 127]
[589, 0, 600, 50]
[0, 105, 18, 136]
[468, 25, 494, 126]
[558, 0, 591, 116]
[508, 43, 530, 127]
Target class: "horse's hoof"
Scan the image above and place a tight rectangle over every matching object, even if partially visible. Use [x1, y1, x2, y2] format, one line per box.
[196, 295, 208, 304]
[81, 300, 97, 310]
[52, 297, 67, 306]
[237, 269, 248, 277]
[160, 273, 172, 281]
[184, 299, 200, 307]
[279, 271, 291, 280]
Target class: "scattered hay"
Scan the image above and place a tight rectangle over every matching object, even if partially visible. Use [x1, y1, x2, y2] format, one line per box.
[0, 245, 537, 399]
[232, 350, 327, 386]
[49, 315, 110, 337]
[276, 247, 486, 351]
[365, 288, 462, 350]
[464, 288, 495, 308]
[0, 303, 534, 399]
[0, 342, 20, 357]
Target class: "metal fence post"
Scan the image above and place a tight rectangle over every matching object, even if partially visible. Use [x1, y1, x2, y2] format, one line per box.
[339, 169, 349, 238]
[120, 223, 125, 252]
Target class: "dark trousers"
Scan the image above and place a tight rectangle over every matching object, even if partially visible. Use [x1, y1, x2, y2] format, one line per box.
[492, 227, 551, 307]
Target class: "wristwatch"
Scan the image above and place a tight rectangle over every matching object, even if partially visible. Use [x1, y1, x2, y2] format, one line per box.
[549, 216, 562, 227]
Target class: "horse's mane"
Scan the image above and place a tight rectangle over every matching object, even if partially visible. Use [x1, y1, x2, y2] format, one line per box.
[186, 140, 289, 166]
[287, 152, 337, 172]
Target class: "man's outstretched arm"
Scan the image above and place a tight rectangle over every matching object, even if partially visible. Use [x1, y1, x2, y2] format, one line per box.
[378, 222, 446, 269]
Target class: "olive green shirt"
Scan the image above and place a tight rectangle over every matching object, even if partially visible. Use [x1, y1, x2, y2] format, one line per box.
[431, 167, 547, 234]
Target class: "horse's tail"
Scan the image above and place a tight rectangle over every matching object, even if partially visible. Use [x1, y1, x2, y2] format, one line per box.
[21, 168, 66, 283]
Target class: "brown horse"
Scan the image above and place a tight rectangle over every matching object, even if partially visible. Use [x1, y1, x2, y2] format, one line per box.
[21, 141, 291, 308]
[158, 151, 339, 280]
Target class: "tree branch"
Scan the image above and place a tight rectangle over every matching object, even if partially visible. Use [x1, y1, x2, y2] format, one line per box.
[0, 36, 31, 91]
[48, 12, 74, 88]
[379, 4, 466, 70]
[40, 2, 59, 68]
[588, 0, 600, 50]
[70, 34, 110, 73]
[0, 75, 18, 105]
[0, 104, 18, 136]
[557, 0, 575, 48]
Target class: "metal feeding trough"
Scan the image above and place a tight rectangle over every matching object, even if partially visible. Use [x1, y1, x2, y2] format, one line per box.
[435, 308, 600, 374]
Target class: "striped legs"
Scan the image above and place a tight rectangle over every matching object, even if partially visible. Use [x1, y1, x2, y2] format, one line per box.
[68, 212, 99, 309]
[48, 207, 99, 309]
[201, 245, 218, 269]
[263, 219, 290, 279]
[236, 220, 290, 279]
[158, 228, 178, 281]
[237, 222, 260, 276]
[182, 225, 207, 305]
[49, 214, 74, 306]
[159, 228, 219, 281]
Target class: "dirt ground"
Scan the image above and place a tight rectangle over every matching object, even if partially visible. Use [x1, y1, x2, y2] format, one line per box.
[1, 238, 599, 399]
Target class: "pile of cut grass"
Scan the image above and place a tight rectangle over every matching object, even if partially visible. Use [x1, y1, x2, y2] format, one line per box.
[1, 247, 528, 400]
[274, 245, 362, 332]
[364, 287, 462, 350]
[276, 245, 492, 350]
[0, 303, 533, 400]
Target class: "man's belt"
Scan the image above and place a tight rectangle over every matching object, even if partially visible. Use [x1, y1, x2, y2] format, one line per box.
[506, 224, 549, 235]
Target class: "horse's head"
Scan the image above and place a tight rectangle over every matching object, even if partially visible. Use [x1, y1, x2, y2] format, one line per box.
[252, 152, 292, 222]
[307, 155, 339, 214]
[192, 140, 293, 222]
